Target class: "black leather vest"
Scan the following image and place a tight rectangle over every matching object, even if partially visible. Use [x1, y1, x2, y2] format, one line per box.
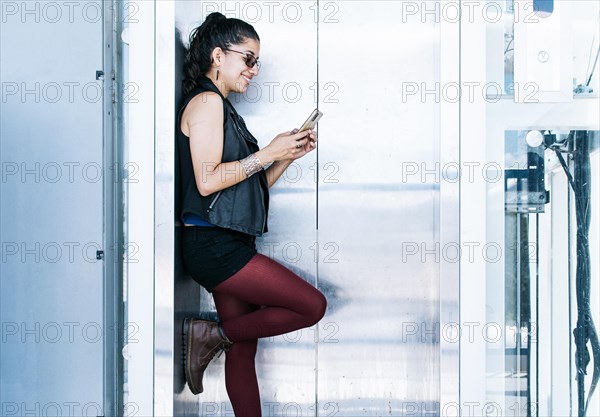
[176, 75, 269, 236]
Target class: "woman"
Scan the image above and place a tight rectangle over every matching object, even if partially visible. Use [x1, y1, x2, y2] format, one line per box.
[177, 12, 327, 416]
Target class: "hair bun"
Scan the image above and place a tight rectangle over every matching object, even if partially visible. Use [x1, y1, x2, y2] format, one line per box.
[205, 12, 226, 24]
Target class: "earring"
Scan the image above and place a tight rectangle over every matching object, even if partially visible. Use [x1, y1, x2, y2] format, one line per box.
[216, 68, 220, 80]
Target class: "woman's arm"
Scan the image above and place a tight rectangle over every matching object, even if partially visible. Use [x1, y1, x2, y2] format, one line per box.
[265, 160, 294, 188]
[185, 92, 312, 196]
[186, 92, 245, 196]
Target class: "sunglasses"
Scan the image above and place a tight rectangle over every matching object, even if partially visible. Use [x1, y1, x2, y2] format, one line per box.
[223, 48, 261, 70]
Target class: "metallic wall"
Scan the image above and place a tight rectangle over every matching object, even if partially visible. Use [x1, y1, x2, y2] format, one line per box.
[317, 2, 441, 413]
[173, 1, 446, 415]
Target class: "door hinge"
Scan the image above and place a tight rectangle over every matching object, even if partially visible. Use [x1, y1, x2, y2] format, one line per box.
[111, 69, 117, 104]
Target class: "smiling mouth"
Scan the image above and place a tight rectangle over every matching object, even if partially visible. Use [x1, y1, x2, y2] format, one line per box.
[242, 75, 252, 84]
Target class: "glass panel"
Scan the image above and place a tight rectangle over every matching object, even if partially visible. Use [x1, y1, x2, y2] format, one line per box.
[483, 2, 600, 416]
[497, 130, 599, 416]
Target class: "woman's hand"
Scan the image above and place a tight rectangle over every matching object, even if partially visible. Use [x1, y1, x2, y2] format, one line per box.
[256, 129, 316, 164]
[262, 129, 318, 187]
[288, 128, 317, 160]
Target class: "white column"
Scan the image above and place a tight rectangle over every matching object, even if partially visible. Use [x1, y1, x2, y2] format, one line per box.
[124, 1, 156, 415]
[154, 0, 176, 415]
[459, 0, 488, 413]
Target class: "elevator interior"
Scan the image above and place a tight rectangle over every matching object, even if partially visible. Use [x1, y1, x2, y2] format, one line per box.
[1, 1, 599, 416]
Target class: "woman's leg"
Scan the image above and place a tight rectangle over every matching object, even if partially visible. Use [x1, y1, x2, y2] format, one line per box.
[213, 253, 327, 342]
[212, 253, 327, 416]
[212, 292, 261, 416]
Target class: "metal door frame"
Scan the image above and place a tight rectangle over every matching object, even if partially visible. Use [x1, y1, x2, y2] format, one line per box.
[103, 1, 125, 415]
[440, 0, 461, 411]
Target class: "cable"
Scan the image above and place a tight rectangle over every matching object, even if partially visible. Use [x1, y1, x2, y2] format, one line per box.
[585, 45, 600, 87]
[505, 35, 514, 55]
[573, 131, 600, 417]
[554, 131, 599, 416]
[584, 13, 600, 87]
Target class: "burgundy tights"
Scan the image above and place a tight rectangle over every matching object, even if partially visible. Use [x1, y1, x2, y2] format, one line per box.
[212, 254, 327, 417]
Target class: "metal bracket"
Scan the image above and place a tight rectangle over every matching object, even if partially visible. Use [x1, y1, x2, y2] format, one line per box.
[505, 150, 550, 213]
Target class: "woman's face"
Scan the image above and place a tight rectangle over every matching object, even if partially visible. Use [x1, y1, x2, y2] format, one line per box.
[217, 38, 260, 96]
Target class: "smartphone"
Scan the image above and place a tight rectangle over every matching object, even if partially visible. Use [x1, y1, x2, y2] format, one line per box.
[298, 108, 323, 132]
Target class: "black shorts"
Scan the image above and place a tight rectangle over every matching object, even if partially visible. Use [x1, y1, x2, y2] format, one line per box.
[181, 226, 257, 293]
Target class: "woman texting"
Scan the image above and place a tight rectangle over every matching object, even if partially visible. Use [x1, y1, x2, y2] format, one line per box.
[178, 12, 327, 416]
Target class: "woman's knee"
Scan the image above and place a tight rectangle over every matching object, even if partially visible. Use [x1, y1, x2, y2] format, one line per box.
[306, 290, 327, 326]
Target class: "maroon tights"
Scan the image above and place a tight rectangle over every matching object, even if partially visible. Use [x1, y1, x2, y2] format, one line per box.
[212, 254, 327, 417]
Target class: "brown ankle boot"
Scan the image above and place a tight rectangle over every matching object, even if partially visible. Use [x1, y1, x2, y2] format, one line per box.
[183, 318, 232, 394]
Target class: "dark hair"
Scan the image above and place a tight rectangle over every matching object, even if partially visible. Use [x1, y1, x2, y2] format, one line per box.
[182, 12, 260, 98]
